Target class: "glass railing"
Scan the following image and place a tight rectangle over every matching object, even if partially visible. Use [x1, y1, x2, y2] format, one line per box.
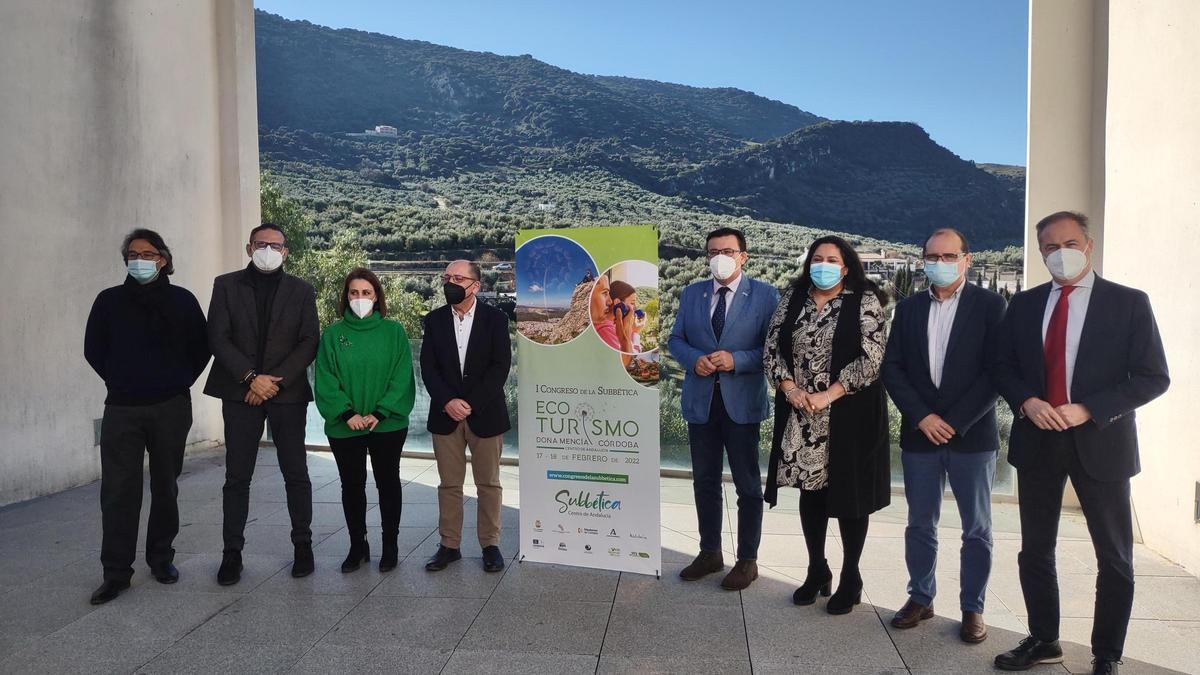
[301, 338, 520, 456]
[656, 360, 1016, 494]
[299, 337, 1015, 496]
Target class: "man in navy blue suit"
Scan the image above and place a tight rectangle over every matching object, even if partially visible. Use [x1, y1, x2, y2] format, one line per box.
[882, 228, 1007, 644]
[667, 227, 779, 590]
[992, 212, 1169, 675]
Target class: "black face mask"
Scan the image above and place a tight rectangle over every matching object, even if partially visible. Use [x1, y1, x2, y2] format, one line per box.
[443, 282, 468, 305]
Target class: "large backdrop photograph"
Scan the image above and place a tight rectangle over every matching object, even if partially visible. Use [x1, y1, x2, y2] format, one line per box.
[6, 0, 1200, 673]
[252, 2, 1026, 492]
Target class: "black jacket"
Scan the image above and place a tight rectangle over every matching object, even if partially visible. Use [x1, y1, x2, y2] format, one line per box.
[84, 275, 210, 405]
[882, 282, 1007, 453]
[993, 275, 1169, 481]
[420, 301, 513, 438]
[202, 266, 319, 403]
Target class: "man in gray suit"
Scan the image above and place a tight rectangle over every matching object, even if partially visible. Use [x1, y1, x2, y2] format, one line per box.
[204, 223, 319, 585]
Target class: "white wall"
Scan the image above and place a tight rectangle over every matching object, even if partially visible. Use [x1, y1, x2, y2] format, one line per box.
[1101, 0, 1200, 575]
[0, 0, 260, 505]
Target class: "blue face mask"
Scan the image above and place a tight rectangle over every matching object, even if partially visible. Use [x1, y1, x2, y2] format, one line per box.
[924, 261, 962, 288]
[127, 259, 159, 284]
[809, 262, 843, 290]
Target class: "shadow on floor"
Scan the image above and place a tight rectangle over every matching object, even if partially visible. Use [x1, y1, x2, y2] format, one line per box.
[0, 450, 1193, 674]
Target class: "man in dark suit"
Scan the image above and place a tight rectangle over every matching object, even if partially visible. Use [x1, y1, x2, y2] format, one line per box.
[992, 212, 1169, 675]
[204, 223, 320, 585]
[421, 260, 513, 573]
[882, 228, 1007, 644]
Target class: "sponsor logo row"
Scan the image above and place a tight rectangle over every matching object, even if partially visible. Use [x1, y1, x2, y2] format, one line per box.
[530, 538, 652, 559]
[532, 520, 648, 540]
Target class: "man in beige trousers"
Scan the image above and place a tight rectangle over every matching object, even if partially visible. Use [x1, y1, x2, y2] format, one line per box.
[419, 260, 513, 572]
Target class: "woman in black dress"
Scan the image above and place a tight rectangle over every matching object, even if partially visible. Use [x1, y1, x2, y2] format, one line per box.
[763, 235, 891, 614]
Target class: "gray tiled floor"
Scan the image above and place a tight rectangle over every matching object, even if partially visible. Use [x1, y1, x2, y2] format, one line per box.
[1, 450, 1197, 674]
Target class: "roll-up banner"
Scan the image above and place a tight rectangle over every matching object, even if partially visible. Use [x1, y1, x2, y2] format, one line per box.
[515, 226, 662, 576]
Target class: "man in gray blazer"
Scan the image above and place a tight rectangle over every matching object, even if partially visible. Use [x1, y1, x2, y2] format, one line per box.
[204, 223, 319, 585]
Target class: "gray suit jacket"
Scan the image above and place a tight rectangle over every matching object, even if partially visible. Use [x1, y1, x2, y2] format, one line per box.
[203, 266, 319, 403]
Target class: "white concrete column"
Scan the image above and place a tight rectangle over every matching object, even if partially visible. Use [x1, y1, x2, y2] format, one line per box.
[1101, 0, 1200, 576]
[1025, 0, 1108, 286]
[0, 0, 260, 505]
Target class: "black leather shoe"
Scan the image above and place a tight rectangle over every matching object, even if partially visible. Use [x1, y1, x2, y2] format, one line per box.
[379, 537, 399, 573]
[217, 551, 242, 586]
[341, 539, 370, 573]
[1092, 658, 1120, 675]
[482, 545, 505, 573]
[150, 562, 179, 585]
[89, 579, 131, 605]
[792, 560, 833, 606]
[291, 542, 315, 578]
[424, 545, 462, 571]
[826, 571, 863, 615]
[994, 637, 1064, 671]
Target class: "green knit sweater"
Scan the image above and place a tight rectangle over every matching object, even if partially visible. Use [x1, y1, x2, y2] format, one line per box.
[315, 310, 416, 439]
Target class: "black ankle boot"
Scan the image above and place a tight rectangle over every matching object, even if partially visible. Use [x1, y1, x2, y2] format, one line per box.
[827, 570, 863, 615]
[341, 539, 370, 573]
[379, 535, 399, 572]
[792, 559, 834, 606]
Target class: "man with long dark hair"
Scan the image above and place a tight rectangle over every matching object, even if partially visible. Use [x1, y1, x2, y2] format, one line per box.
[668, 227, 779, 590]
[84, 229, 210, 604]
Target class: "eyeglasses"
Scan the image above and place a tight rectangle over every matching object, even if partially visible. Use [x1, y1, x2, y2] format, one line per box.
[923, 253, 964, 263]
[706, 248, 744, 258]
[442, 274, 479, 285]
[125, 251, 161, 261]
[251, 241, 286, 252]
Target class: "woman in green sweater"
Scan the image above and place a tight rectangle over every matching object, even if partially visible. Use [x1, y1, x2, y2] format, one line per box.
[316, 268, 416, 573]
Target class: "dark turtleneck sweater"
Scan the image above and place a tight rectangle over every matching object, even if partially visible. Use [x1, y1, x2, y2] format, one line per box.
[84, 274, 211, 405]
[245, 263, 283, 371]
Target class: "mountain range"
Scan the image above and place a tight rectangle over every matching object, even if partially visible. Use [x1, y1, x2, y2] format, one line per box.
[255, 10, 1024, 249]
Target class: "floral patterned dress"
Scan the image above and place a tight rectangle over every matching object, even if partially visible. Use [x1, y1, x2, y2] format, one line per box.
[763, 286, 886, 490]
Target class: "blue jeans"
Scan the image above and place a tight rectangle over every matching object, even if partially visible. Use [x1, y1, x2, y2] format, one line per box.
[687, 386, 763, 560]
[901, 448, 996, 613]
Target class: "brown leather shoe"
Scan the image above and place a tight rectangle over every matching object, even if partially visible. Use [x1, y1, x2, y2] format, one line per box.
[961, 611, 988, 643]
[720, 560, 758, 590]
[679, 550, 724, 581]
[890, 599, 935, 629]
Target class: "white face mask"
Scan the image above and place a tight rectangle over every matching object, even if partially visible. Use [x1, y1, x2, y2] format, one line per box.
[252, 247, 284, 273]
[710, 254, 737, 282]
[1045, 248, 1088, 281]
[349, 298, 374, 319]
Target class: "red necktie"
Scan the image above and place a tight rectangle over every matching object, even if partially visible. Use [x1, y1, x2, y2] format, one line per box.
[1043, 285, 1076, 407]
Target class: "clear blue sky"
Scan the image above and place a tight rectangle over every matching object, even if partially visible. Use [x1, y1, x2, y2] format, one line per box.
[255, 0, 1029, 165]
